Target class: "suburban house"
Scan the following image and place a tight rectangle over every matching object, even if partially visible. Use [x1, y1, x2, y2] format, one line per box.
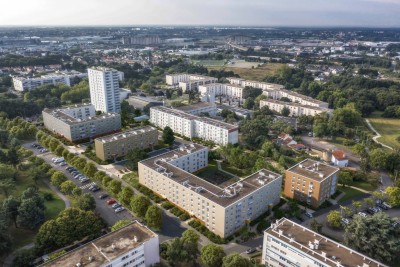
[331, 150, 348, 167]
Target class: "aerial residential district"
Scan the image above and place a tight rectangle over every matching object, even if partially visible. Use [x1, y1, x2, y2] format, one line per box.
[1, 12, 400, 267]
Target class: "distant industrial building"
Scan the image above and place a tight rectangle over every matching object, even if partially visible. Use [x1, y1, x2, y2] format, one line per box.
[122, 35, 161, 45]
[94, 126, 158, 161]
[88, 67, 122, 113]
[262, 218, 388, 267]
[126, 96, 163, 111]
[42, 104, 121, 142]
[150, 106, 238, 145]
[284, 159, 339, 208]
[12, 71, 87, 91]
[139, 143, 282, 237]
[260, 99, 332, 117]
[40, 221, 160, 267]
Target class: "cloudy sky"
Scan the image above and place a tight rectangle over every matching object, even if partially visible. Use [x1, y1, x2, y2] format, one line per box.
[0, 0, 399, 27]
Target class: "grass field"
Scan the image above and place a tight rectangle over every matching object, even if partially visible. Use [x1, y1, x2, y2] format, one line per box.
[195, 160, 235, 186]
[191, 59, 226, 67]
[208, 63, 284, 81]
[338, 186, 366, 203]
[220, 162, 253, 177]
[368, 111, 400, 150]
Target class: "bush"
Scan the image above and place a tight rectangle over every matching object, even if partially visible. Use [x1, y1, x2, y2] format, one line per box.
[249, 210, 270, 226]
[188, 219, 228, 244]
[256, 219, 271, 233]
[43, 192, 54, 201]
[161, 201, 174, 210]
[179, 213, 190, 221]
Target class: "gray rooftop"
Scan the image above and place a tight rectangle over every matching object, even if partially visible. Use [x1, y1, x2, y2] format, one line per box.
[95, 126, 157, 143]
[261, 99, 332, 112]
[286, 159, 339, 181]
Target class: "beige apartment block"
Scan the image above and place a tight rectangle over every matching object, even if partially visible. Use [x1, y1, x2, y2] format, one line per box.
[284, 159, 339, 208]
[94, 126, 158, 161]
[262, 218, 388, 267]
[42, 104, 121, 142]
[260, 99, 332, 117]
[138, 144, 282, 238]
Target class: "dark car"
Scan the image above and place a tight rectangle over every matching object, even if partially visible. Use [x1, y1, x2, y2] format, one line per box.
[99, 194, 108, 199]
[246, 248, 257, 254]
[91, 186, 101, 192]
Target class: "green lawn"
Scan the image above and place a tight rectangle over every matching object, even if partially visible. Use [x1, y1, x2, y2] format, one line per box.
[348, 181, 377, 192]
[191, 59, 226, 67]
[368, 111, 400, 150]
[195, 161, 235, 185]
[338, 186, 366, 203]
[220, 162, 252, 177]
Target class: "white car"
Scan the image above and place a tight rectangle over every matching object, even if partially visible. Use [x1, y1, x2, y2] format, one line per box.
[341, 218, 350, 225]
[115, 207, 125, 213]
[358, 212, 367, 217]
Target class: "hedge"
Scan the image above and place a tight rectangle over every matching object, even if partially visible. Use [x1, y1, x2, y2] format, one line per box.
[188, 220, 227, 244]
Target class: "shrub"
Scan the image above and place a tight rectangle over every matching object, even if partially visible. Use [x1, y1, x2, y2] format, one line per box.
[179, 213, 190, 221]
[43, 192, 54, 201]
[161, 201, 174, 210]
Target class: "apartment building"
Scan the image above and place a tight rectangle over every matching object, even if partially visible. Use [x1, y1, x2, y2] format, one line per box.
[260, 99, 332, 117]
[139, 144, 283, 238]
[122, 35, 161, 45]
[41, 221, 160, 267]
[174, 102, 217, 117]
[12, 71, 87, 91]
[150, 106, 238, 145]
[227, 77, 284, 91]
[88, 67, 121, 113]
[165, 74, 217, 92]
[42, 104, 121, 142]
[262, 218, 388, 267]
[284, 159, 340, 208]
[264, 89, 329, 108]
[198, 83, 245, 100]
[94, 126, 158, 161]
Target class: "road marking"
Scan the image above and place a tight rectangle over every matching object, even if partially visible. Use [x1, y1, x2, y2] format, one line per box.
[80, 182, 96, 189]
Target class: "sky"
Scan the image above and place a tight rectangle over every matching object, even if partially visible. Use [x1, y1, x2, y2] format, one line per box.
[0, 0, 399, 27]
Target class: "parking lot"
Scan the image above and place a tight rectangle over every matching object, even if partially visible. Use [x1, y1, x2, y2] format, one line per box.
[24, 142, 135, 226]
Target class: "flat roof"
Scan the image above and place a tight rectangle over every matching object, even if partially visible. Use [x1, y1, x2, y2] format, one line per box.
[199, 83, 244, 89]
[41, 221, 157, 267]
[227, 77, 284, 89]
[140, 144, 281, 207]
[280, 89, 326, 105]
[261, 99, 332, 112]
[265, 218, 387, 267]
[175, 102, 216, 112]
[88, 66, 118, 72]
[95, 126, 157, 143]
[286, 159, 339, 182]
[151, 106, 237, 131]
[43, 107, 119, 125]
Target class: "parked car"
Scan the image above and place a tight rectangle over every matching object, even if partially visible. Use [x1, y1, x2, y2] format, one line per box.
[88, 184, 97, 191]
[341, 218, 350, 225]
[358, 212, 367, 217]
[305, 212, 313, 218]
[107, 198, 117, 205]
[99, 194, 109, 199]
[115, 207, 125, 213]
[80, 178, 89, 183]
[246, 248, 257, 254]
[91, 187, 101, 193]
[111, 203, 121, 209]
[66, 166, 73, 171]
[31, 143, 38, 148]
[383, 202, 392, 209]
[377, 202, 388, 210]
[40, 148, 48, 153]
[59, 162, 67, 166]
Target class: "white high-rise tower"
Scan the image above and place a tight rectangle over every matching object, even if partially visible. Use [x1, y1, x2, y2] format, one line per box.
[88, 67, 121, 113]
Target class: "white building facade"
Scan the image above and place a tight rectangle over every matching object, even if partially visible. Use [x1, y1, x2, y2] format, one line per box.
[88, 67, 121, 113]
[12, 72, 87, 91]
[263, 89, 329, 108]
[227, 77, 284, 91]
[150, 106, 238, 145]
[198, 83, 245, 101]
[260, 99, 332, 117]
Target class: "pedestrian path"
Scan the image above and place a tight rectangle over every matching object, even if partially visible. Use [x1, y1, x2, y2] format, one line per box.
[80, 181, 96, 190]
[365, 119, 394, 150]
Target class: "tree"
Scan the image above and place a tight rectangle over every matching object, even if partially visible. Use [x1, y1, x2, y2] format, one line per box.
[201, 244, 226, 267]
[0, 221, 12, 256]
[145, 205, 162, 229]
[50, 171, 67, 188]
[162, 126, 175, 146]
[108, 179, 122, 195]
[73, 193, 96, 211]
[2, 196, 20, 227]
[12, 249, 36, 267]
[7, 147, 20, 167]
[363, 197, 375, 208]
[310, 219, 322, 233]
[111, 220, 132, 231]
[243, 97, 255, 110]
[118, 186, 134, 206]
[0, 178, 15, 197]
[60, 180, 77, 195]
[339, 171, 353, 187]
[281, 106, 290, 116]
[385, 186, 400, 207]
[83, 163, 97, 178]
[222, 253, 252, 267]
[17, 198, 45, 229]
[130, 195, 151, 218]
[327, 210, 342, 228]
[35, 208, 104, 254]
[126, 148, 148, 171]
[344, 212, 400, 263]
[352, 200, 362, 213]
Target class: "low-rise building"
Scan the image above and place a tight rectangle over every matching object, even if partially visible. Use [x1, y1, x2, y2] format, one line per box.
[12, 71, 87, 91]
[94, 126, 158, 161]
[284, 159, 340, 208]
[40, 221, 160, 267]
[174, 102, 217, 117]
[139, 144, 283, 237]
[166, 74, 217, 92]
[227, 77, 284, 91]
[198, 83, 245, 100]
[150, 106, 238, 145]
[331, 150, 349, 167]
[42, 104, 121, 142]
[260, 99, 332, 117]
[262, 218, 388, 267]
